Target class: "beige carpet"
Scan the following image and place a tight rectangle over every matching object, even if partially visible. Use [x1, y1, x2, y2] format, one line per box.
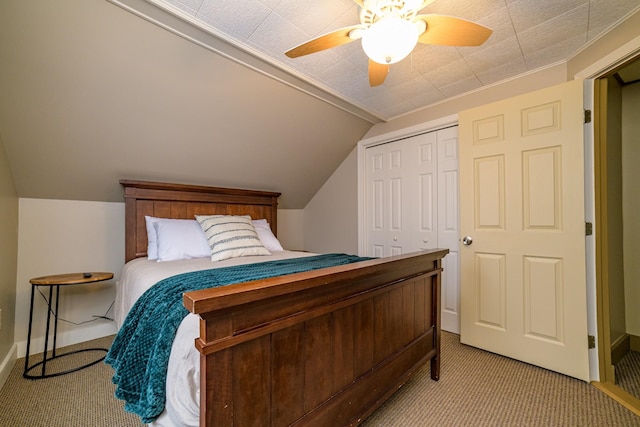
[0, 332, 638, 426]
[0, 336, 142, 427]
[363, 332, 640, 426]
[617, 350, 640, 401]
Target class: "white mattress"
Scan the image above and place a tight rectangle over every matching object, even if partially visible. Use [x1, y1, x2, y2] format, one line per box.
[114, 251, 315, 426]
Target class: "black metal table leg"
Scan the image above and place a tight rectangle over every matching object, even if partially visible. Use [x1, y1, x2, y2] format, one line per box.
[23, 283, 36, 377]
[40, 285, 54, 377]
[51, 285, 60, 358]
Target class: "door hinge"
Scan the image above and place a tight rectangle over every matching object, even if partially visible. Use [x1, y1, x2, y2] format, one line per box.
[585, 222, 593, 236]
[584, 109, 592, 123]
[588, 335, 596, 349]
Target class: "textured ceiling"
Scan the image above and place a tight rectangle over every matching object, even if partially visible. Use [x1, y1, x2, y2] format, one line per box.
[152, 0, 640, 121]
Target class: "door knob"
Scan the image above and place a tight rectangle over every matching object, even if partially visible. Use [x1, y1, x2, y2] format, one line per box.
[462, 236, 473, 246]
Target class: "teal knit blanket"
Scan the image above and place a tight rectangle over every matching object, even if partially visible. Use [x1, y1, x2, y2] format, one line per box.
[105, 253, 369, 423]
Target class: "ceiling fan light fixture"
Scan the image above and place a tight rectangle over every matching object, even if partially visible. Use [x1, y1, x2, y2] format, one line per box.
[361, 15, 418, 64]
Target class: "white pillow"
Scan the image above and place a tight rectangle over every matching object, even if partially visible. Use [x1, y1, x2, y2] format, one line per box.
[145, 216, 160, 260]
[154, 219, 211, 262]
[252, 219, 284, 252]
[196, 215, 270, 262]
[145, 216, 203, 260]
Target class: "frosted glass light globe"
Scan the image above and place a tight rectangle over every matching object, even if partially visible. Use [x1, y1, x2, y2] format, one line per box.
[361, 16, 419, 65]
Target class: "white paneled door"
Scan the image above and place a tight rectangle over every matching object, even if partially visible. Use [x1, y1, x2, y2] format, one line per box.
[459, 79, 590, 381]
[364, 127, 460, 333]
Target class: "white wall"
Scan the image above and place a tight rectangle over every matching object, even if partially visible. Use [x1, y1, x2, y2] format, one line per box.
[304, 148, 359, 255]
[277, 209, 304, 251]
[15, 199, 125, 356]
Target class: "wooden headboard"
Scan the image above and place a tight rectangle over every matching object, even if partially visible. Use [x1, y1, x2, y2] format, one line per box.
[121, 180, 281, 262]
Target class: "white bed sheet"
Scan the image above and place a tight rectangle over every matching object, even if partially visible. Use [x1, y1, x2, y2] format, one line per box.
[114, 251, 315, 426]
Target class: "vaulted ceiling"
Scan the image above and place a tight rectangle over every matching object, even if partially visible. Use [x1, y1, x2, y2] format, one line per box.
[152, 0, 640, 121]
[0, 0, 372, 209]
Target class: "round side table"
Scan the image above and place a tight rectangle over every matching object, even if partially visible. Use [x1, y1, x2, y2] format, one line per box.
[23, 272, 114, 379]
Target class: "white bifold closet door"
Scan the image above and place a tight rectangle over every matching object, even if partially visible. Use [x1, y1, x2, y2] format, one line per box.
[364, 126, 460, 333]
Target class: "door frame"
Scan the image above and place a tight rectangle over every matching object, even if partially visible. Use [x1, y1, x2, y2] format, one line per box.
[575, 35, 640, 414]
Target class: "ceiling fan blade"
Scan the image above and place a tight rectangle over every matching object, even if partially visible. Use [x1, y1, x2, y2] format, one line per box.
[285, 25, 364, 58]
[416, 14, 492, 46]
[368, 59, 388, 87]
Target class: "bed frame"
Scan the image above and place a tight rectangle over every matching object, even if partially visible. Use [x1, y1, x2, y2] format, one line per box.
[121, 179, 448, 427]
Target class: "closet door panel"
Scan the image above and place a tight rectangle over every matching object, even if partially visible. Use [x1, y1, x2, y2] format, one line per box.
[407, 132, 438, 251]
[437, 127, 460, 332]
[364, 127, 460, 333]
[366, 145, 388, 257]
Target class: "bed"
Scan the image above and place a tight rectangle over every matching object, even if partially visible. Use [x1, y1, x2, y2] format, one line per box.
[112, 179, 448, 426]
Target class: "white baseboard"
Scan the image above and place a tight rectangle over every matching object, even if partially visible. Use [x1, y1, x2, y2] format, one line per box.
[16, 322, 118, 359]
[0, 344, 18, 392]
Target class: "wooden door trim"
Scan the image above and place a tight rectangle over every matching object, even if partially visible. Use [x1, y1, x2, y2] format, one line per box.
[592, 382, 640, 417]
[594, 77, 614, 382]
[593, 76, 640, 414]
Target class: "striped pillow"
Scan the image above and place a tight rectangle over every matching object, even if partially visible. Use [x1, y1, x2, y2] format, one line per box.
[195, 215, 270, 262]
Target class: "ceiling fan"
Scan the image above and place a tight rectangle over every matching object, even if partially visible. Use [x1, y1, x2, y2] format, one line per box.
[285, 0, 492, 87]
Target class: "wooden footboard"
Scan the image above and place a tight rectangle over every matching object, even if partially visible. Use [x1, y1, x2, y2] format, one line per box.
[119, 180, 447, 425]
[183, 249, 448, 427]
